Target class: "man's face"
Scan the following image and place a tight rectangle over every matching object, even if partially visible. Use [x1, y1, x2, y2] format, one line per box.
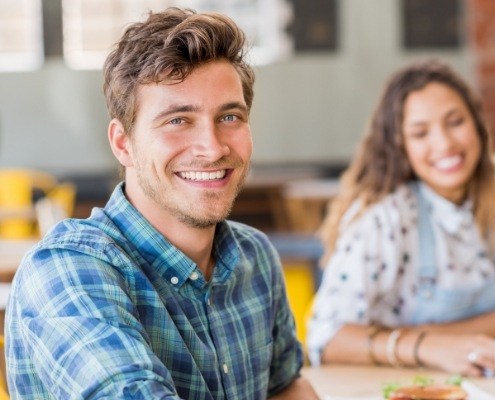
[120, 60, 252, 228]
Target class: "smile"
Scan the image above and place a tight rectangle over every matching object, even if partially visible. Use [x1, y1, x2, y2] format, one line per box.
[434, 155, 463, 170]
[178, 170, 227, 181]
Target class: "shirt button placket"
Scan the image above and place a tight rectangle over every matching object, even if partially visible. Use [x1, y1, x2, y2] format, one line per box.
[205, 287, 212, 306]
[189, 271, 199, 281]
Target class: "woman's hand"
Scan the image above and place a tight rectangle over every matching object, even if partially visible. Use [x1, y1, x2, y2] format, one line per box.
[420, 332, 495, 377]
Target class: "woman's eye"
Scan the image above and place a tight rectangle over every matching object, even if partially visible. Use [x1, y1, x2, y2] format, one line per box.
[406, 131, 427, 139]
[448, 117, 464, 127]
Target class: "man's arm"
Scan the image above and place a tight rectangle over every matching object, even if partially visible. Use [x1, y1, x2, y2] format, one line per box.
[269, 377, 320, 400]
[6, 249, 182, 399]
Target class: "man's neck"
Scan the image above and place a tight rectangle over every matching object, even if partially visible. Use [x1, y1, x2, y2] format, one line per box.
[123, 180, 217, 277]
[162, 221, 216, 278]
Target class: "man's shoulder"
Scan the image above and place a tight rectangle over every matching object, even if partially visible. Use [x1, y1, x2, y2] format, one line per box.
[40, 212, 119, 252]
[224, 220, 280, 265]
[225, 220, 271, 245]
[20, 210, 126, 273]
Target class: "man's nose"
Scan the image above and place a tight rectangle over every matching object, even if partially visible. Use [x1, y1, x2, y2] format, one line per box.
[191, 122, 230, 160]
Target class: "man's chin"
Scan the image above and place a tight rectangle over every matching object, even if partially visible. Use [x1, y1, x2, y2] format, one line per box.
[179, 216, 224, 229]
[178, 208, 232, 229]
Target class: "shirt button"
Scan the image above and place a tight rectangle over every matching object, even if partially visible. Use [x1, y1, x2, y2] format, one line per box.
[222, 363, 229, 374]
[170, 276, 179, 285]
[189, 271, 199, 281]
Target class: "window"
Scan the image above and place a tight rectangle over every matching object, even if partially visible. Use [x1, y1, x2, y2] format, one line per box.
[288, 0, 338, 52]
[62, 0, 293, 69]
[0, 0, 44, 71]
[402, 0, 461, 48]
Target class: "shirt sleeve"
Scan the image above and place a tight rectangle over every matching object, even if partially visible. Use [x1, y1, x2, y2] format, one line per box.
[259, 236, 304, 397]
[306, 196, 406, 366]
[7, 244, 183, 400]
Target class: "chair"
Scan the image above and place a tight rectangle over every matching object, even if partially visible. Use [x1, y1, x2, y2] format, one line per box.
[284, 263, 315, 345]
[0, 170, 36, 239]
[35, 182, 77, 236]
[268, 233, 324, 347]
[0, 169, 76, 239]
[0, 335, 8, 399]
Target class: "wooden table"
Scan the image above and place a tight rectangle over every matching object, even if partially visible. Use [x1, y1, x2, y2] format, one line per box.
[0, 239, 38, 282]
[301, 364, 495, 398]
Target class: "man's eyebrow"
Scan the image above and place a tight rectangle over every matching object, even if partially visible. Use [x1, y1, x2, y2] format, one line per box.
[219, 102, 248, 113]
[152, 104, 199, 124]
[152, 102, 248, 125]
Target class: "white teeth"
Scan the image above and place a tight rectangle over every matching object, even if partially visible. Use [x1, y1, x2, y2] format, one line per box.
[179, 170, 226, 181]
[435, 155, 462, 170]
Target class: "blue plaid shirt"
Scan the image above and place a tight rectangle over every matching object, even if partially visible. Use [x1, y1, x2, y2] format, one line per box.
[6, 184, 303, 399]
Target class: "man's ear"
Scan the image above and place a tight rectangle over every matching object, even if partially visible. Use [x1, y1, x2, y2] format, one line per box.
[108, 119, 134, 167]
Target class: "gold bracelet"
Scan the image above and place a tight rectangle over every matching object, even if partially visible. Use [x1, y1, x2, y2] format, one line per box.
[413, 331, 427, 368]
[386, 328, 405, 367]
[366, 326, 383, 365]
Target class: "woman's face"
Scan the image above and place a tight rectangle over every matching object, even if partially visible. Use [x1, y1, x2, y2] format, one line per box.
[402, 82, 481, 204]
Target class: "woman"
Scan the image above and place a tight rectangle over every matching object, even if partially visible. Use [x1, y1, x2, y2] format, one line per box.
[307, 59, 495, 377]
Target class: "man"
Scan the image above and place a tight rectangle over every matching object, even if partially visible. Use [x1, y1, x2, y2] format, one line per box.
[6, 7, 319, 399]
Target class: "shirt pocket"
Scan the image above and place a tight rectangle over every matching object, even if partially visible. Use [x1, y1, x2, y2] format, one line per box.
[230, 339, 273, 398]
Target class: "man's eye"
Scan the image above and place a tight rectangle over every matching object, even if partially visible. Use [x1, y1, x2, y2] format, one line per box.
[222, 114, 237, 122]
[169, 118, 183, 125]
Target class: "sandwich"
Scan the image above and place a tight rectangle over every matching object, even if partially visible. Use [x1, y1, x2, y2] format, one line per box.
[388, 384, 467, 399]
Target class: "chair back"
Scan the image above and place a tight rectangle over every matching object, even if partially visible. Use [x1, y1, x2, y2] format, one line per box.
[35, 182, 77, 236]
[0, 170, 35, 239]
[0, 169, 74, 239]
[0, 335, 9, 399]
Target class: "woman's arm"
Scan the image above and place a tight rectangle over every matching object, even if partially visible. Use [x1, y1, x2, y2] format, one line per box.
[421, 310, 495, 336]
[307, 192, 407, 366]
[321, 318, 495, 377]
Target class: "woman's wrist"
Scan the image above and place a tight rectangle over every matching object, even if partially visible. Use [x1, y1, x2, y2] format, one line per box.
[378, 328, 430, 368]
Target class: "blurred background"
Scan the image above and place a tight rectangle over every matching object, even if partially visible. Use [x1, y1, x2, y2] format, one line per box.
[1, 0, 495, 345]
[1, 0, 493, 229]
[2, 0, 493, 174]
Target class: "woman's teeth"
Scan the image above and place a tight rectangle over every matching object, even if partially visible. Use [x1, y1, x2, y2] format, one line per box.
[435, 155, 462, 170]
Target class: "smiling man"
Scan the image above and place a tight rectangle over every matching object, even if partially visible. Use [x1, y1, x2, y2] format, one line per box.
[6, 8, 318, 400]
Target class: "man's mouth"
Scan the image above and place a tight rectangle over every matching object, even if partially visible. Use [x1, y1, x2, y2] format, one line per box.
[177, 170, 227, 181]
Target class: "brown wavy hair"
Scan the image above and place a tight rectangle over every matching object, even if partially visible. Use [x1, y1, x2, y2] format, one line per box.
[103, 7, 255, 135]
[320, 59, 495, 265]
